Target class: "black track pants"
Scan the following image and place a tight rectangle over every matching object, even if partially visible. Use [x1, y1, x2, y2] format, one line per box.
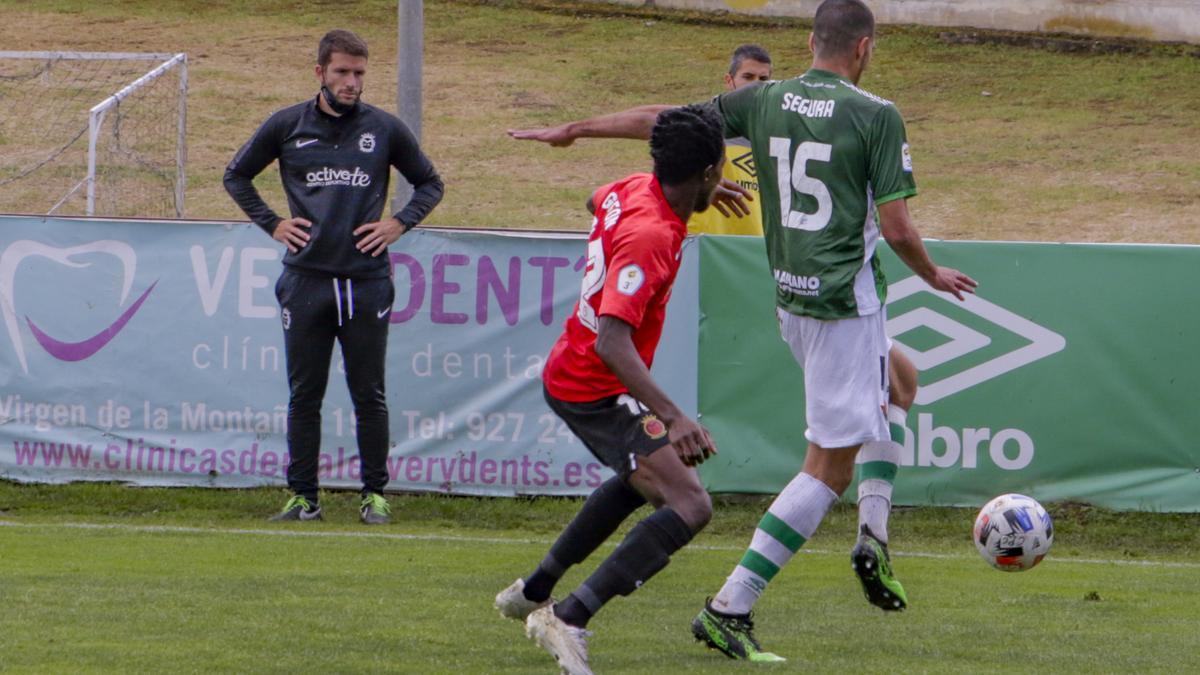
[275, 267, 395, 500]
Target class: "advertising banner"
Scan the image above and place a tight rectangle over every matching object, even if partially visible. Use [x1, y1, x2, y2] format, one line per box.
[696, 235, 1200, 512]
[5, 217, 1197, 510]
[0, 216, 699, 496]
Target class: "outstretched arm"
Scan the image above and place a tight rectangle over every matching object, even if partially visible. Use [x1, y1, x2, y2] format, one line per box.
[508, 104, 674, 146]
[511, 104, 755, 218]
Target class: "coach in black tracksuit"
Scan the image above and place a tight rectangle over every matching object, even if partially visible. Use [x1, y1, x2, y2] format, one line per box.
[224, 29, 443, 523]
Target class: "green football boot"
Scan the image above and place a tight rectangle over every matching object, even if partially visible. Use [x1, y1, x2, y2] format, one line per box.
[851, 524, 908, 611]
[691, 600, 785, 662]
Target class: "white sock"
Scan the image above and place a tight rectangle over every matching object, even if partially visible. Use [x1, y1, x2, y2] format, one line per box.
[712, 472, 838, 615]
[855, 404, 906, 543]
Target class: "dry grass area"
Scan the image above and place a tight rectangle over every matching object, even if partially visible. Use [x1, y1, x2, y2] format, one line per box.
[0, 0, 1197, 243]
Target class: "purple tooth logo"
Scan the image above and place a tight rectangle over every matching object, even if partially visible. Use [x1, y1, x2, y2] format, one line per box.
[26, 281, 157, 361]
[1, 240, 156, 372]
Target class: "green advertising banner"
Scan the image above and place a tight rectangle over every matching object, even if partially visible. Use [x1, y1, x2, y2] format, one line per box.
[696, 235, 1200, 512]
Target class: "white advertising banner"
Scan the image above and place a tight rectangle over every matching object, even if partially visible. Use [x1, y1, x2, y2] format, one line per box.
[0, 216, 699, 496]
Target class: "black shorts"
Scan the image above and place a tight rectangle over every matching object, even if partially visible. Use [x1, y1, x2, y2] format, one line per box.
[543, 385, 673, 480]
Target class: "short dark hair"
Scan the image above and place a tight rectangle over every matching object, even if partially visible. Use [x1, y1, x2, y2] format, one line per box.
[812, 0, 875, 58]
[728, 44, 772, 76]
[318, 29, 369, 66]
[650, 104, 725, 186]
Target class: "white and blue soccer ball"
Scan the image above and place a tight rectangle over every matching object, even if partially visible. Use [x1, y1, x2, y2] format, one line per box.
[973, 493, 1053, 572]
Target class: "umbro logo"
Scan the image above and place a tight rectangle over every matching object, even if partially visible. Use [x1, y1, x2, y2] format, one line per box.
[295, 138, 319, 148]
[886, 276, 1066, 405]
[731, 151, 756, 178]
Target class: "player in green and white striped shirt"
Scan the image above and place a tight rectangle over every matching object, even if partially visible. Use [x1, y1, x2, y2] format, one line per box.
[692, 0, 977, 662]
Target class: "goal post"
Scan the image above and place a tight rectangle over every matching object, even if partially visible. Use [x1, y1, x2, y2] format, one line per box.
[86, 52, 188, 217]
[0, 51, 187, 218]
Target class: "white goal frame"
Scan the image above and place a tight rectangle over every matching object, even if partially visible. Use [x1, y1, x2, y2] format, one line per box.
[0, 51, 188, 217]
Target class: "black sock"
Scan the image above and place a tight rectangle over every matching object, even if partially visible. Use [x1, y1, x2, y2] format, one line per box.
[554, 592, 592, 628]
[524, 477, 646, 602]
[555, 507, 694, 628]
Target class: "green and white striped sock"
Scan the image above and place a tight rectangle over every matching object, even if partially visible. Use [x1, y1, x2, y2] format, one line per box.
[856, 404, 907, 543]
[712, 472, 838, 615]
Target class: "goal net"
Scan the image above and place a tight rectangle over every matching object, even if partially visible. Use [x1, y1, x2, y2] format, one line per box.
[0, 51, 187, 218]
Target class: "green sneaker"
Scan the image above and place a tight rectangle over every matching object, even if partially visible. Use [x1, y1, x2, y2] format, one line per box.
[851, 525, 908, 611]
[269, 495, 322, 522]
[360, 493, 391, 525]
[691, 600, 785, 662]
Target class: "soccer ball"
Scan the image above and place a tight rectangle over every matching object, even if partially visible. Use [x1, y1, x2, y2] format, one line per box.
[973, 493, 1053, 572]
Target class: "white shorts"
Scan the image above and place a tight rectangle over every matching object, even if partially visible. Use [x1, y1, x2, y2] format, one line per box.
[777, 307, 890, 448]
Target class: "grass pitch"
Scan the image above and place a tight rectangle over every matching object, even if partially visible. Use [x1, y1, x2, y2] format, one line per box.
[2, 483, 1197, 673]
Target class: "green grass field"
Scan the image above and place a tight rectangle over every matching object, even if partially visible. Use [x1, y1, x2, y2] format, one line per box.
[2, 483, 1198, 673]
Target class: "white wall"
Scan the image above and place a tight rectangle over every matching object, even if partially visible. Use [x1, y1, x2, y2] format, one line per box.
[611, 0, 1200, 44]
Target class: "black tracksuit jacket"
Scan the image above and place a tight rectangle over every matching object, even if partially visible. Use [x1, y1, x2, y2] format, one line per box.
[223, 95, 444, 278]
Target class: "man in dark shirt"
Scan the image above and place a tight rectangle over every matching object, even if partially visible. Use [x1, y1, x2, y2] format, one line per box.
[224, 29, 444, 524]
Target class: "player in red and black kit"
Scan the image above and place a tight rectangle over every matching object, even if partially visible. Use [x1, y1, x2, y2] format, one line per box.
[223, 30, 443, 524]
[494, 105, 726, 675]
